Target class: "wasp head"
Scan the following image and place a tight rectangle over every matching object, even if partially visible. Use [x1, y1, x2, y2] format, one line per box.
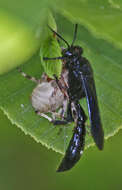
[62, 46, 83, 58]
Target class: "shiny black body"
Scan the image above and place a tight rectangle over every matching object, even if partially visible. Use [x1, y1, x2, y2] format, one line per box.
[57, 101, 87, 172]
[44, 24, 104, 172]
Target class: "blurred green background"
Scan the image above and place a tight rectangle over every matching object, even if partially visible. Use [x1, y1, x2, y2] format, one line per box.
[0, 109, 122, 190]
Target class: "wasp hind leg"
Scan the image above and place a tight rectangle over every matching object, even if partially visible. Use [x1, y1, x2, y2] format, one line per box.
[35, 110, 70, 126]
[51, 101, 74, 125]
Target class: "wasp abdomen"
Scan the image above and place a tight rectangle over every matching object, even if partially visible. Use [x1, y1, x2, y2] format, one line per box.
[57, 102, 86, 172]
[57, 120, 86, 172]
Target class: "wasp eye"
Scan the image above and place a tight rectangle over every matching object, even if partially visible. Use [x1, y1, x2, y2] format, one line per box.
[66, 51, 72, 56]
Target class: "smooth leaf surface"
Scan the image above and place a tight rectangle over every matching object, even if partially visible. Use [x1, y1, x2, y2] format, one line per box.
[40, 35, 62, 78]
[40, 13, 62, 78]
[0, 14, 122, 154]
[54, 0, 122, 48]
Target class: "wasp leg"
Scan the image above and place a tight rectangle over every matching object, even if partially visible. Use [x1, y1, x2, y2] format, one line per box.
[57, 101, 87, 172]
[35, 110, 67, 125]
[58, 98, 68, 119]
[51, 120, 70, 125]
[51, 101, 74, 125]
[64, 101, 74, 122]
[51, 99, 67, 121]
[35, 110, 70, 125]
[35, 99, 69, 125]
[43, 57, 65, 61]
[17, 67, 41, 83]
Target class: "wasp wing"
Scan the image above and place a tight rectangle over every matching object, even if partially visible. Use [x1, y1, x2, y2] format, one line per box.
[80, 65, 104, 150]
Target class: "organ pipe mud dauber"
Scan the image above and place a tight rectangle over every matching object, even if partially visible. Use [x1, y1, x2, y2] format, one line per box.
[19, 24, 104, 172]
[43, 24, 104, 172]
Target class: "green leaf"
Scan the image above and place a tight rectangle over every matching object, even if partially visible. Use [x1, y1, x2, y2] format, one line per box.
[0, 13, 122, 154]
[40, 13, 62, 78]
[0, 0, 122, 155]
[54, 0, 122, 48]
[40, 35, 62, 78]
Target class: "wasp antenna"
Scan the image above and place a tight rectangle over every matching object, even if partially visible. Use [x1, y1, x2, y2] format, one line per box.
[71, 24, 78, 46]
[48, 25, 70, 48]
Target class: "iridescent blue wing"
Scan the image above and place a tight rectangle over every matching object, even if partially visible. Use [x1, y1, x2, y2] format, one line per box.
[80, 63, 104, 150]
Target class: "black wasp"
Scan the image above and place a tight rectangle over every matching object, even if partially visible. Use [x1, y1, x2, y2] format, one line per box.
[43, 24, 104, 172]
